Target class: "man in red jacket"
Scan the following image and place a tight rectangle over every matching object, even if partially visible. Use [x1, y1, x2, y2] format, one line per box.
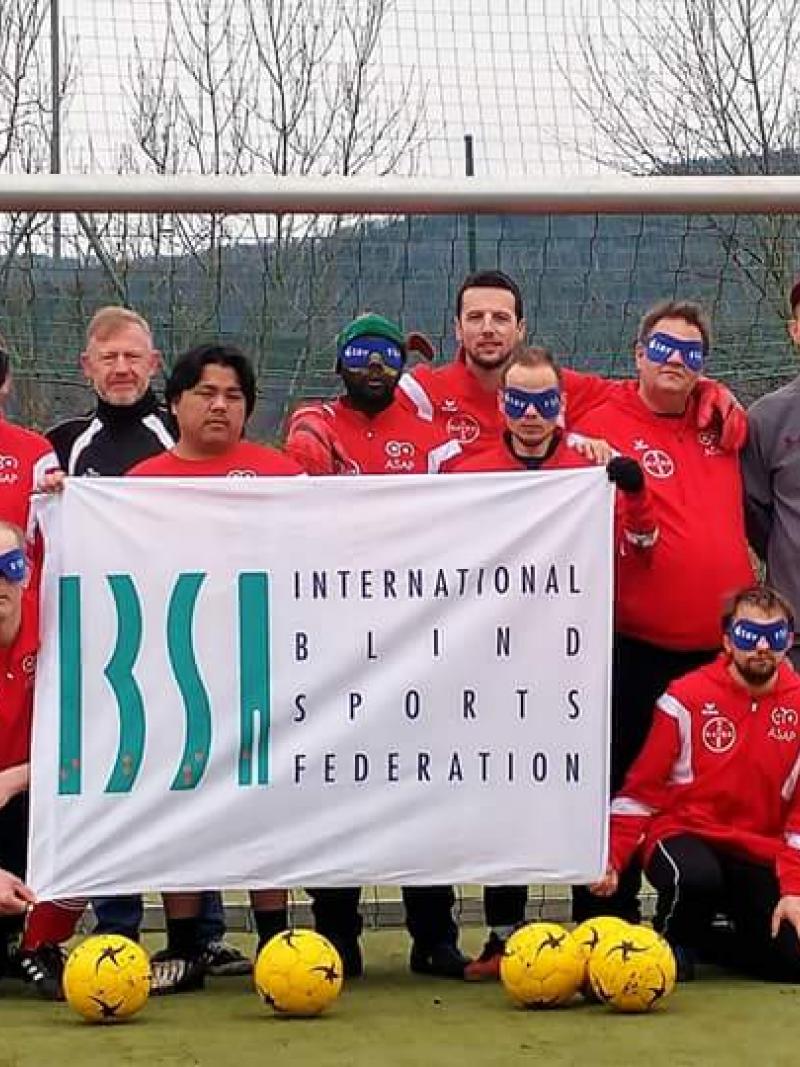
[397, 269, 747, 458]
[570, 299, 755, 925]
[286, 315, 470, 980]
[130, 342, 302, 478]
[0, 344, 57, 533]
[591, 585, 800, 982]
[0, 522, 39, 983]
[285, 313, 458, 475]
[131, 343, 301, 992]
[445, 345, 658, 979]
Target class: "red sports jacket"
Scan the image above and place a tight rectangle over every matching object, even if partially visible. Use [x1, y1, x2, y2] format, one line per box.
[129, 440, 303, 477]
[397, 358, 612, 459]
[0, 588, 38, 771]
[449, 433, 658, 557]
[578, 383, 753, 650]
[0, 417, 57, 531]
[285, 397, 460, 475]
[609, 657, 800, 895]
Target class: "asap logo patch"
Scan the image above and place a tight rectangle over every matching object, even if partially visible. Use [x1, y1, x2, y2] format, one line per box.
[0, 454, 20, 485]
[769, 706, 799, 744]
[384, 440, 416, 472]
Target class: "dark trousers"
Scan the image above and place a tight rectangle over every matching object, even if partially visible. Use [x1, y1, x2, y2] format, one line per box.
[307, 886, 459, 950]
[483, 885, 528, 930]
[572, 633, 717, 923]
[92, 891, 226, 943]
[0, 792, 29, 959]
[647, 834, 800, 981]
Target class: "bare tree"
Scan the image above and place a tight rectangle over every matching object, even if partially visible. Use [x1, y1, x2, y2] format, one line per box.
[122, 0, 426, 427]
[0, 0, 78, 425]
[567, 0, 800, 319]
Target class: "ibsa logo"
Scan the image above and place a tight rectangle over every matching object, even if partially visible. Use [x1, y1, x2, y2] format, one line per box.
[57, 571, 272, 797]
[384, 440, 415, 472]
[0, 453, 19, 484]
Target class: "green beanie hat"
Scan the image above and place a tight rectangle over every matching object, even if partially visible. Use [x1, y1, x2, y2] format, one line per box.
[336, 313, 406, 355]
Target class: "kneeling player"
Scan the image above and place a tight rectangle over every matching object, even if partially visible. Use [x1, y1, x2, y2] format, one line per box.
[591, 585, 800, 981]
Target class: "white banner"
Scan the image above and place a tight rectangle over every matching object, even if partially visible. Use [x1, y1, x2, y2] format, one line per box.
[29, 471, 613, 899]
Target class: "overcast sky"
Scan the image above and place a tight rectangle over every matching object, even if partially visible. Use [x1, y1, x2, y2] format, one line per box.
[58, 0, 633, 178]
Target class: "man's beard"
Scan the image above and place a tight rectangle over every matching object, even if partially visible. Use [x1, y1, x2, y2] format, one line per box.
[736, 656, 779, 686]
[466, 346, 513, 371]
[342, 371, 396, 413]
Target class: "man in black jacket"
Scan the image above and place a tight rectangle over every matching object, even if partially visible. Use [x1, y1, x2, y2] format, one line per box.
[43, 307, 249, 993]
[47, 307, 174, 474]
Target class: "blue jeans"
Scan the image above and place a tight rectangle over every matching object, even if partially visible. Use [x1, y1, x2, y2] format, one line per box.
[92, 891, 226, 943]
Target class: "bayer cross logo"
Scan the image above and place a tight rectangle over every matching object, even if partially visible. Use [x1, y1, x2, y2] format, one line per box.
[446, 413, 480, 444]
[641, 449, 675, 479]
[701, 716, 737, 754]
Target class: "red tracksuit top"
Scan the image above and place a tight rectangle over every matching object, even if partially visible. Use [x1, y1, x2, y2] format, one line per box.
[577, 382, 753, 650]
[128, 440, 303, 477]
[284, 396, 461, 475]
[397, 357, 614, 457]
[609, 657, 800, 896]
[0, 589, 38, 771]
[449, 432, 658, 558]
[0, 417, 57, 531]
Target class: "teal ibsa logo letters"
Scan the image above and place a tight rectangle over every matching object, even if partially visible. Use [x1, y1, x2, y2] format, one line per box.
[57, 572, 270, 795]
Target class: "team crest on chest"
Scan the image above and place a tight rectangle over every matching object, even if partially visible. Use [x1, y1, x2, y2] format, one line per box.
[642, 448, 675, 479]
[701, 715, 737, 753]
[631, 439, 675, 479]
[445, 412, 480, 445]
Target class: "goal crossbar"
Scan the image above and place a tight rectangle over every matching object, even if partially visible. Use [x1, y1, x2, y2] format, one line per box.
[2, 175, 800, 215]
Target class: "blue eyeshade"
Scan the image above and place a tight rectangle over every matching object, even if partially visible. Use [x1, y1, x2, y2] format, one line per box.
[339, 335, 404, 372]
[646, 332, 705, 373]
[503, 386, 561, 421]
[0, 548, 25, 583]
[729, 618, 792, 652]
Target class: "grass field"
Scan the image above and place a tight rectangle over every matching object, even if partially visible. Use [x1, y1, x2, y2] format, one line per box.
[2, 929, 799, 1067]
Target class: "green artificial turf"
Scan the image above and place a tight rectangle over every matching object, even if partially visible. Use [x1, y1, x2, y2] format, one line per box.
[2, 929, 799, 1067]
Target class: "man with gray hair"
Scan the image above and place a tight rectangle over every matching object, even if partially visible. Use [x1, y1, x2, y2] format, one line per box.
[42, 308, 250, 993]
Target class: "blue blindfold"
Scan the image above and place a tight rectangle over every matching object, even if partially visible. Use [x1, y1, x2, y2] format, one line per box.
[339, 335, 405, 373]
[0, 548, 26, 584]
[645, 332, 705, 373]
[503, 386, 562, 421]
[729, 618, 792, 652]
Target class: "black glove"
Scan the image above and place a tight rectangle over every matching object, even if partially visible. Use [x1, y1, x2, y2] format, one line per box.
[606, 456, 645, 494]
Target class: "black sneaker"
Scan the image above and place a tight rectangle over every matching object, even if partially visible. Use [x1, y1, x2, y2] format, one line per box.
[18, 943, 66, 1000]
[200, 940, 252, 977]
[150, 949, 205, 995]
[409, 941, 470, 979]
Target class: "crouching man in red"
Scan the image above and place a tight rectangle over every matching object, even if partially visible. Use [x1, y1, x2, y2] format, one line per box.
[591, 585, 800, 982]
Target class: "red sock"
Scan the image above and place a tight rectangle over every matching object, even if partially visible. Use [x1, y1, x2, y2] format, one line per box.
[22, 899, 86, 950]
